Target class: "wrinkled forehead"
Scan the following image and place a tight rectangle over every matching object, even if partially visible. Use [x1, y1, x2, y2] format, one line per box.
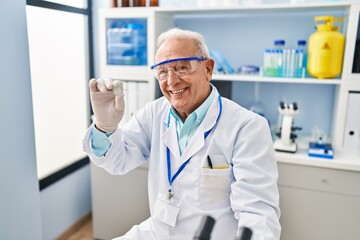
[155, 38, 198, 63]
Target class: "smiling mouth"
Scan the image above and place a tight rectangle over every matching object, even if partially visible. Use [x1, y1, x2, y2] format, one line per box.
[169, 88, 186, 94]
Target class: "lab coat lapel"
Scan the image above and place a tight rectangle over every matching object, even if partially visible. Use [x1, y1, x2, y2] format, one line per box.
[161, 113, 180, 159]
[179, 129, 205, 164]
[180, 90, 221, 164]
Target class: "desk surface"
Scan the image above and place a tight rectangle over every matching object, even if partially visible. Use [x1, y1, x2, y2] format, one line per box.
[276, 149, 360, 172]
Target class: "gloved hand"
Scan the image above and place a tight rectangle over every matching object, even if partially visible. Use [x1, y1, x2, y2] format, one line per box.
[89, 77, 125, 133]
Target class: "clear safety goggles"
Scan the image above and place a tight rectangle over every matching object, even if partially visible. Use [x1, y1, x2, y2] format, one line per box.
[150, 56, 207, 81]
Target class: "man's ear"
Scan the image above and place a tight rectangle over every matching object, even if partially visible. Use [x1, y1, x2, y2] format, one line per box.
[205, 59, 215, 81]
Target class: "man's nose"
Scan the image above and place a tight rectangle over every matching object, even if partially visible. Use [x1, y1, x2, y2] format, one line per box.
[167, 69, 180, 85]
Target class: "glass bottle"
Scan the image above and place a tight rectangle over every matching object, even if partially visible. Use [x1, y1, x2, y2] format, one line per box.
[274, 40, 285, 77]
[297, 40, 307, 77]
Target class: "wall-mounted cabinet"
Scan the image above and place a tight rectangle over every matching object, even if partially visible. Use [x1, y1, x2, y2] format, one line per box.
[98, 9, 173, 103]
[99, 2, 360, 165]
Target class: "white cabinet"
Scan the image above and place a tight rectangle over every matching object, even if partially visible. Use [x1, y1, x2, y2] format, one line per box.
[90, 164, 150, 239]
[278, 162, 360, 240]
[97, 8, 174, 101]
[92, 3, 360, 239]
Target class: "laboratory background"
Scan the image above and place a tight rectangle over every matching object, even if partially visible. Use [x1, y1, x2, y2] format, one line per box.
[1, 0, 360, 239]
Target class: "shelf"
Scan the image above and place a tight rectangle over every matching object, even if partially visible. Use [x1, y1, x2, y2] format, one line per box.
[154, 2, 350, 15]
[276, 149, 360, 172]
[340, 80, 360, 90]
[212, 74, 342, 84]
[105, 2, 351, 20]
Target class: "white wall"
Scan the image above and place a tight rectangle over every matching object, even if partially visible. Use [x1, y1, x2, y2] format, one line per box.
[0, 0, 42, 239]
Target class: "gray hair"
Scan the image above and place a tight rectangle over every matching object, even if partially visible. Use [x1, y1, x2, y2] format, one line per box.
[156, 28, 210, 58]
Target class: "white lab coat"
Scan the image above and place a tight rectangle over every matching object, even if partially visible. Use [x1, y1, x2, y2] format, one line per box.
[83, 88, 281, 240]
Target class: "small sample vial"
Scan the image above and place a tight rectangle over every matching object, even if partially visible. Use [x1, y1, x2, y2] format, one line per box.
[274, 40, 285, 77]
[297, 40, 307, 77]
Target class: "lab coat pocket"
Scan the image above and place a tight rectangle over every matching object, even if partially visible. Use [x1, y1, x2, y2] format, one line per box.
[199, 167, 233, 210]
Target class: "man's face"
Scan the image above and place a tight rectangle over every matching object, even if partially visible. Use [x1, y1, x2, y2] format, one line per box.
[155, 38, 214, 120]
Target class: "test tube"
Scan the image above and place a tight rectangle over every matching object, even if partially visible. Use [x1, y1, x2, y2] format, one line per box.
[277, 49, 283, 77]
[290, 49, 296, 78]
[263, 49, 271, 76]
[284, 49, 290, 77]
[271, 49, 277, 77]
[281, 49, 286, 77]
[297, 49, 304, 78]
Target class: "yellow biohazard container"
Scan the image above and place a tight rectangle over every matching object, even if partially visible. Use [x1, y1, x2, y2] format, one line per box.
[307, 16, 345, 79]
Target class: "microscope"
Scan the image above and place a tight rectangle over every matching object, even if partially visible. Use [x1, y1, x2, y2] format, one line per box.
[193, 215, 253, 240]
[273, 101, 302, 153]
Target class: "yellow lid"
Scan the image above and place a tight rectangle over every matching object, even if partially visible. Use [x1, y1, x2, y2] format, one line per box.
[314, 16, 343, 32]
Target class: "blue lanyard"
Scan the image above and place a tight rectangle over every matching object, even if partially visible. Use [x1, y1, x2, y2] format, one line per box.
[166, 95, 222, 199]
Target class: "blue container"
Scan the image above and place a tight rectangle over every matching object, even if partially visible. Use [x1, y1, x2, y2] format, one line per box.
[106, 20, 147, 65]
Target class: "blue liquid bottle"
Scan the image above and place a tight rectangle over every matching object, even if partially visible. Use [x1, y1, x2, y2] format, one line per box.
[274, 40, 285, 77]
[297, 40, 307, 77]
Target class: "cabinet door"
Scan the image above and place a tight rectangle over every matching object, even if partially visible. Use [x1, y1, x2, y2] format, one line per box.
[279, 186, 360, 240]
[90, 163, 150, 239]
[278, 163, 360, 240]
[99, 9, 156, 81]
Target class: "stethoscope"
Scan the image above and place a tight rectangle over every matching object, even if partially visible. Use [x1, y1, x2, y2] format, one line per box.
[165, 94, 222, 200]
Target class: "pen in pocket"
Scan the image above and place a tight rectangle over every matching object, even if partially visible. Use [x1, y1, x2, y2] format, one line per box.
[207, 155, 213, 169]
[205, 155, 230, 169]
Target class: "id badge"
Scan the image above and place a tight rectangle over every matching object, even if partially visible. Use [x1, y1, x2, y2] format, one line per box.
[153, 193, 180, 227]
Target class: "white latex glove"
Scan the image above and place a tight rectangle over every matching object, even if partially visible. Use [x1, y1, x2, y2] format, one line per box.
[89, 77, 125, 133]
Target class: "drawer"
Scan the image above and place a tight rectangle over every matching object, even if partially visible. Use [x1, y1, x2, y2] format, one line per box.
[277, 162, 360, 197]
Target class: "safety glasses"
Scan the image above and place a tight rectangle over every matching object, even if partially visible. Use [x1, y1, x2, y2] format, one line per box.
[150, 56, 207, 81]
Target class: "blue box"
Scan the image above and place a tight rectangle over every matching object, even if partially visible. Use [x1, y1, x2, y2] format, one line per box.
[308, 142, 334, 159]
